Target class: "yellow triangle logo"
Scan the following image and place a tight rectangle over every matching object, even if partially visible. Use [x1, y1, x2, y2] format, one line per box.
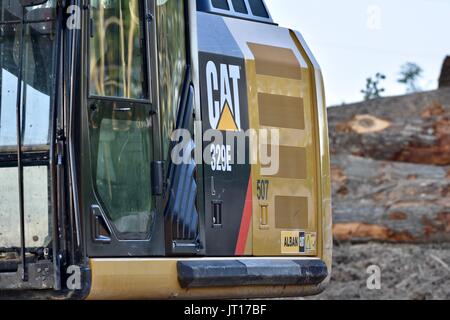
[217, 102, 239, 131]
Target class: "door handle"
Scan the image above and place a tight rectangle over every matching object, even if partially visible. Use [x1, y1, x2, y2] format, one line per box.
[91, 206, 112, 244]
[151, 161, 164, 196]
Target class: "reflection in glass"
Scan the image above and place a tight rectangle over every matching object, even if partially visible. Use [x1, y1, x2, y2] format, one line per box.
[90, 0, 146, 99]
[0, 2, 57, 249]
[156, 0, 187, 159]
[0, 3, 56, 149]
[89, 103, 154, 239]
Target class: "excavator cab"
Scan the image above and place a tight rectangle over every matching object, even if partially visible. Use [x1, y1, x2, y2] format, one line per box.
[0, 0, 332, 299]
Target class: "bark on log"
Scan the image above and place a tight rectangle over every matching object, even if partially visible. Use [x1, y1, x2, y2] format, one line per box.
[439, 56, 450, 88]
[328, 88, 450, 165]
[331, 155, 450, 243]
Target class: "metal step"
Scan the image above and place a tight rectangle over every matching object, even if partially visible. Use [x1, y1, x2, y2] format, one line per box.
[177, 259, 328, 288]
[0, 260, 53, 290]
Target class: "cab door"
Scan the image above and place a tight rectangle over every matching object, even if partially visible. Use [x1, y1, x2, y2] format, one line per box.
[83, 0, 165, 257]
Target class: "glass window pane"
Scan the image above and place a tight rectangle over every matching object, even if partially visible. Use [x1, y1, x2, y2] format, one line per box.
[212, 0, 230, 10]
[0, 4, 56, 149]
[89, 0, 146, 99]
[0, 166, 50, 248]
[0, 139, 51, 249]
[231, 0, 248, 14]
[248, 0, 269, 18]
[89, 103, 154, 239]
[0, 3, 56, 250]
[156, 0, 186, 160]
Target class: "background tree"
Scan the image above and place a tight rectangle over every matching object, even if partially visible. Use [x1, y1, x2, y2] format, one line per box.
[398, 62, 423, 93]
[361, 73, 386, 100]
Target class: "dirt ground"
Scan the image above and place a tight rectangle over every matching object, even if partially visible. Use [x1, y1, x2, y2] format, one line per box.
[308, 242, 450, 300]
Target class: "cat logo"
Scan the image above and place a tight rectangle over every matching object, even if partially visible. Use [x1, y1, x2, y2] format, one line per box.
[206, 61, 242, 131]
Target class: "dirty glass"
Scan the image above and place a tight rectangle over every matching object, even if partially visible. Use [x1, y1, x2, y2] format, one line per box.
[0, 1, 57, 249]
[0, 0, 57, 149]
[89, 0, 147, 99]
[156, 0, 186, 159]
[89, 102, 154, 239]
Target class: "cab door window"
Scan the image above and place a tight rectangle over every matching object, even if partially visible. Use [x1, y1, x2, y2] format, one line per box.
[88, 0, 154, 240]
[88, 101, 153, 239]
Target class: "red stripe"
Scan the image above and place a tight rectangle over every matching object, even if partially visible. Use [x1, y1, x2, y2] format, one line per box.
[235, 177, 253, 256]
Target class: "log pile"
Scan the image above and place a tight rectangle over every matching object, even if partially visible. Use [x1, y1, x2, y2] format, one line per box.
[328, 87, 450, 243]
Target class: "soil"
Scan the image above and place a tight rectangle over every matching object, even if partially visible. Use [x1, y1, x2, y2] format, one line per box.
[308, 242, 450, 300]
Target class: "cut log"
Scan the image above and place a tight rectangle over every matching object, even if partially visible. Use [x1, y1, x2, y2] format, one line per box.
[331, 155, 450, 243]
[439, 56, 450, 88]
[328, 88, 450, 165]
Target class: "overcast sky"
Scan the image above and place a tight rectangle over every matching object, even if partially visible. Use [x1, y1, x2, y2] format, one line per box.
[265, 0, 450, 106]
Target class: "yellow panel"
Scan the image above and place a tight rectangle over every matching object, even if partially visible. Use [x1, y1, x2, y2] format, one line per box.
[251, 177, 317, 256]
[223, 16, 332, 284]
[87, 258, 326, 300]
[247, 42, 318, 257]
[258, 93, 305, 129]
[275, 196, 308, 229]
[261, 146, 307, 180]
[248, 43, 302, 80]
[256, 75, 306, 97]
[260, 127, 308, 148]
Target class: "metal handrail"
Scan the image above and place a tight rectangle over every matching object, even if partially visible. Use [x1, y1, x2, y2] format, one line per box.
[14, 5, 27, 282]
